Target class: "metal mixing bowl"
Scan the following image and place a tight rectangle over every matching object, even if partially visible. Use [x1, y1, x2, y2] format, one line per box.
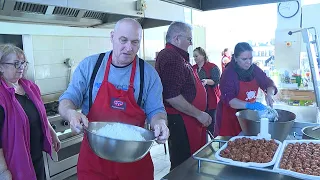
[236, 109, 296, 142]
[84, 122, 156, 163]
[302, 126, 320, 140]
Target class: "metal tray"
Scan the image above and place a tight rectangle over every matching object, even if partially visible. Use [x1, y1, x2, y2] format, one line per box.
[192, 139, 276, 173]
[215, 136, 282, 168]
[273, 140, 320, 180]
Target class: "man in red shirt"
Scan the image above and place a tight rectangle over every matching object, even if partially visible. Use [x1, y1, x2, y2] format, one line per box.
[155, 22, 212, 170]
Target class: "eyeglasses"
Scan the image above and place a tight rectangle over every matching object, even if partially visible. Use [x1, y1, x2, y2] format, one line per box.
[1, 61, 29, 69]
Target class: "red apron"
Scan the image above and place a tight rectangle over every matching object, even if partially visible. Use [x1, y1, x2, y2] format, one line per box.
[219, 79, 259, 136]
[221, 55, 231, 72]
[192, 62, 221, 110]
[77, 54, 154, 180]
[165, 44, 207, 154]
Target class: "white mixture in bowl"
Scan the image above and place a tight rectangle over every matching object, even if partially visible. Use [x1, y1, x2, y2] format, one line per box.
[92, 123, 146, 141]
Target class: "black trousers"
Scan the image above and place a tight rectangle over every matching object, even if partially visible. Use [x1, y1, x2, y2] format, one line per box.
[206, 109, 216, 134]
[167, 114, 191, 170]
[33, 155, 46, 180]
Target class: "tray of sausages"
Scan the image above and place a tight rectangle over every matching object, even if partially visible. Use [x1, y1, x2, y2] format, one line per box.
[273, 140, 320, 180]
[215, 136, 282, 168]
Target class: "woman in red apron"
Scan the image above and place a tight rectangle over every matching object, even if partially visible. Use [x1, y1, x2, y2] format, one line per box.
[77, 54, 154, 180]
[192, 47, 221, 134]
[221, 48, 231, 72]
[214, 42, 277, 137]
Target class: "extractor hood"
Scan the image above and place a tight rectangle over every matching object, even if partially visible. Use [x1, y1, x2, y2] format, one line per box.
[0, 0, 185, 29]
[161, 0, 291, 11]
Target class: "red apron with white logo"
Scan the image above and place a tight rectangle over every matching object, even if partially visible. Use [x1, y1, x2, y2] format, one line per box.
[219, 79, 259, 136]
[165, 44, 207, 154]
[77, 54, 154, 180]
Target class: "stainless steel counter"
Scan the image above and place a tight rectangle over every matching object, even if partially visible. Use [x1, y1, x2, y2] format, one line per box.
[162, 141, 300, 180]
[161, 104, 317, 180]
[162, 161, 299, 180]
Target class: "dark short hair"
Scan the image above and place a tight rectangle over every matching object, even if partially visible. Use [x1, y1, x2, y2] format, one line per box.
[233, 42, 253, 59]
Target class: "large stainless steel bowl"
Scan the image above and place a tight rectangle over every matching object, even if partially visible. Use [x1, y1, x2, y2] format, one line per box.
[236, 109, 296, 142]
[302, 126, 320, 140]
[84, 122, 156, 163]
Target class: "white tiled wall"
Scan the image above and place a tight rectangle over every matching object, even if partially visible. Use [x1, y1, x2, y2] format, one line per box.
[32, 35, 112, 95]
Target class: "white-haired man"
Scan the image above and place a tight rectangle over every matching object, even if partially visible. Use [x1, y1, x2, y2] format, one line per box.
[59, 18, 169, 180]
[155, 22, 212, 170]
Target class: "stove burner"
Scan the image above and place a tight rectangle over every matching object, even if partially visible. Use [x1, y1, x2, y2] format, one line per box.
[44, 101, 59, 116]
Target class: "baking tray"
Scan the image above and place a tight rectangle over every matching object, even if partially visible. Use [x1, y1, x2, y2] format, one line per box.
[215, 136, 282, 168]
[193, 139, 276, 173]
[273, 140, 320, 180]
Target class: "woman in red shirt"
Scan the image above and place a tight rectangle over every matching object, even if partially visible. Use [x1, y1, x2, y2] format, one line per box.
[192, 47, 221, 134]
[221, 48, 231, 72]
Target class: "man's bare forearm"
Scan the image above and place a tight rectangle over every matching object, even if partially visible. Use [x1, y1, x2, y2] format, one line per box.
[166, 95, 201, 119]
[150, 112, 167, 128]
[58, 99, 77, 121]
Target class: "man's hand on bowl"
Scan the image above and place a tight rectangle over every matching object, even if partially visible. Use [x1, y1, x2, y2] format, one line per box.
[152, 120, 170, 144]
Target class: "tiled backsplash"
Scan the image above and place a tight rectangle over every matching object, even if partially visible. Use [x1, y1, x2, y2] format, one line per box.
[32, 35, 112, 96]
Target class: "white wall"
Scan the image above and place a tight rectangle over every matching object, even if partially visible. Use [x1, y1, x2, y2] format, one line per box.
[274, 0, 302, 71]
[0, 22, 112, 101]
[274, 1, 320, 71]
[0, 21, 112, 37]
[31, 35, 111, 96]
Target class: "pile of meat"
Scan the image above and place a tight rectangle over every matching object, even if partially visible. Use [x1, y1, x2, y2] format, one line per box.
[220, 137, 279, 163]
[279, 142, 320, 176]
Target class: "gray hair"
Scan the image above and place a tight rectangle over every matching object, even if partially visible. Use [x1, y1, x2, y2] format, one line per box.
[114, 18, 142, 32]
[165, 21, 192, 43]
[0, 44, 26, 75]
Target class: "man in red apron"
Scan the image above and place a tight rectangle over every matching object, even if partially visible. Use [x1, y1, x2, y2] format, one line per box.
[58, 18, 169, 180]
[155, 22, 212, 170]
[215, 42, 277, 137]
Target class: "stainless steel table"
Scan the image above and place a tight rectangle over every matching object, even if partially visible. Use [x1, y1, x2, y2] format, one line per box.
[162, 140, 300, 180]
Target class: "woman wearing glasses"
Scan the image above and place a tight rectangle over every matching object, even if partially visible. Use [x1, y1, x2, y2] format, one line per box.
[0, 44, 60, 180]
[192, 47, 221, 135]
[214, 42, 277, 138]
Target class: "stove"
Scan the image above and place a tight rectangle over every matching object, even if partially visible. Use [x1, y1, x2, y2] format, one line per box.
[44, 101, 59, 116]
[43, 101, 83, 180]
[45, 101, 71, 134]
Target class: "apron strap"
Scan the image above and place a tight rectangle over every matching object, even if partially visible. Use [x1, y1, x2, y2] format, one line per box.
[89, 54, 145, 110]
[137, 58, 144, 107]
[89, 53, 105, 110]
